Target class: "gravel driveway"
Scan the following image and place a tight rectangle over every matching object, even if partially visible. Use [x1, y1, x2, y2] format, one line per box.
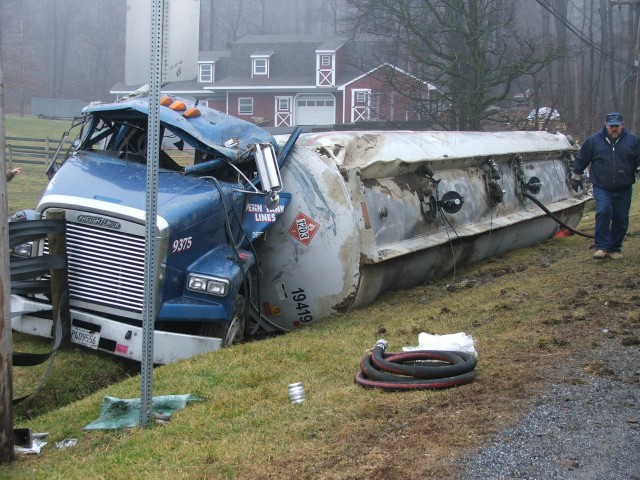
[458, 334, 640, 480]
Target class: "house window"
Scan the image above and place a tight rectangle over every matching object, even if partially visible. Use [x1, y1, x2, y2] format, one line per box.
[278, 98, 290, 111]
[321, 55, 331, 67]
[199, 64, 213, 83]
[356, 91, 367, 103]
[253, 58, 268, 76]
[238, 97, 253, 115]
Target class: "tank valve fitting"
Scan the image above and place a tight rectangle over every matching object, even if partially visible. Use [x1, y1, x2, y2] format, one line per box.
[526, 177, 543, 195]
[486, 158, 502, 180]
[440, 191, 464, 214]
[421, 195, 439, 221]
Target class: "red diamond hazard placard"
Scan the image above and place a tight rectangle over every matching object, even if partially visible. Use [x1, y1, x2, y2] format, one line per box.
[288, 212, 320, 246]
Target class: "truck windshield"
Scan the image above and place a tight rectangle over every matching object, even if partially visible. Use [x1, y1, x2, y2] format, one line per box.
[80, 114, 209, 172]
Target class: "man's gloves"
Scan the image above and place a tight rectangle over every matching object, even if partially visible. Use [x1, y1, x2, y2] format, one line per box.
[570, 172, 583, 192]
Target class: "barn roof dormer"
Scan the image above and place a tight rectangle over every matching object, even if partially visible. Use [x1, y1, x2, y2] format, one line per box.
[316, 39, 345, 87]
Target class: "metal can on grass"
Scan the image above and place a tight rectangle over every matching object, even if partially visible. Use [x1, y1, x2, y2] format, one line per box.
[288, 382, 305, 404]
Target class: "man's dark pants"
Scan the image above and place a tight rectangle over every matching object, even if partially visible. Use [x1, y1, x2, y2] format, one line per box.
[592, 185, 633, 253]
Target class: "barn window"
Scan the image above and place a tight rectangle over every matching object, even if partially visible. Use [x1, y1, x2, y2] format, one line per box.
[238, 97, 254, 115]
[251, 53, 272, 77]
[199, 64, 213, 83]
[278, 98, 290, 111]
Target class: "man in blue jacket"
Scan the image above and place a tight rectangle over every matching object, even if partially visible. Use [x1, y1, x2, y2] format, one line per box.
[571, 112, 639, 259]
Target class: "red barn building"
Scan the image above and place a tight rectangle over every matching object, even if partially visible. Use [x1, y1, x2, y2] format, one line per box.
[111, 34, 442, 128]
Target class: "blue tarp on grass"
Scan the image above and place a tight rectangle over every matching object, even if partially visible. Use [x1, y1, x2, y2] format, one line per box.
[83, 394, 203, 430]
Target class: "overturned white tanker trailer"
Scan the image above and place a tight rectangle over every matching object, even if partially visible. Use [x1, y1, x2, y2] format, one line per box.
[9, 95, 588, 363]
[257, 130, 587, 331]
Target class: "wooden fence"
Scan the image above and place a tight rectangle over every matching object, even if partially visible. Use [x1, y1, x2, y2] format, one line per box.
[5, 136, 72, 168]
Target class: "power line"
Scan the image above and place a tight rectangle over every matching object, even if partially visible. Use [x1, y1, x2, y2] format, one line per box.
[534, 0, 634, 68]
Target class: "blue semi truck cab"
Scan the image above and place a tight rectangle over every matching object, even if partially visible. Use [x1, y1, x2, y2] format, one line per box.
[10, 93, 297, 364]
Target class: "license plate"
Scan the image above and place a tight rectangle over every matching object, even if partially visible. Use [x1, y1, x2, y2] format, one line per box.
[70, 326, 100, 350]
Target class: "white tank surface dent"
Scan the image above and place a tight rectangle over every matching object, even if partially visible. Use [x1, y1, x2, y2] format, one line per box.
[293, 130, 573, 174]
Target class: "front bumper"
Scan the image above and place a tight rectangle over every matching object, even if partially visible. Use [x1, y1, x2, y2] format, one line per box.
[11, 295, 222, 364]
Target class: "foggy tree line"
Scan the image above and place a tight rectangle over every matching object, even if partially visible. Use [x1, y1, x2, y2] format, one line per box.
[198, 0, 347, 49]
[0, 0, 343, 113]
[345, 0, 566, 131]
[344, 0, 640, 136]
[1, 0, 639, 137]
[0, 0, 126, 114]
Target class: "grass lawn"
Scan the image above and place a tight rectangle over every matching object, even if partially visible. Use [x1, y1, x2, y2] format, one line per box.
[4, 115, 72, 213]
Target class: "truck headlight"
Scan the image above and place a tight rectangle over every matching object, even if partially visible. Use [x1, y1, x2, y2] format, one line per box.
[11, 242, 34, 257]
[187, 274, 229, 296]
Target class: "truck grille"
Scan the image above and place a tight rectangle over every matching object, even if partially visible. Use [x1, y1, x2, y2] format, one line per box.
[66, 221, 146, 313]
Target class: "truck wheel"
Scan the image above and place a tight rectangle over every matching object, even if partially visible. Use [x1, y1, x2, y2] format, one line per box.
[199, 295, 246, 347]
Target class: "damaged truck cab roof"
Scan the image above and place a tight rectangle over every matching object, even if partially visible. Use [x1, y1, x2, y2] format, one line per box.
[82, 96, 280, 162]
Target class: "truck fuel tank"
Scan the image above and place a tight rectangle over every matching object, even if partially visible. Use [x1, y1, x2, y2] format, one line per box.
[256, 130, 586, 331]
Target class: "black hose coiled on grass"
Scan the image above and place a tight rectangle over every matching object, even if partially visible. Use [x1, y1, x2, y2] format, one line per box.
[355, 340, 477, 391]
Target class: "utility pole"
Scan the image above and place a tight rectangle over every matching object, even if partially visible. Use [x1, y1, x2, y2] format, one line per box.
[0, 40, 16, 464]
[633, 13, 640, 135]
[611, 0, 640, 133]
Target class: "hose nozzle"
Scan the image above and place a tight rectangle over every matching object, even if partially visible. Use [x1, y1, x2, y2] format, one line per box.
[374, 339, 388, 351]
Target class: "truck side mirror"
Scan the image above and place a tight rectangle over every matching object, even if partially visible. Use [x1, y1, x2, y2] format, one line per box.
[254, 143, 283, 209]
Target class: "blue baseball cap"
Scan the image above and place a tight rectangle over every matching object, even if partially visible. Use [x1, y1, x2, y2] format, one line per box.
[606, 112, 622, 126]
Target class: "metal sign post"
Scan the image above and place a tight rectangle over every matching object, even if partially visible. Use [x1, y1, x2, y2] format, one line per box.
[139, 0, 164, 427]
[134, 0, 200, 426]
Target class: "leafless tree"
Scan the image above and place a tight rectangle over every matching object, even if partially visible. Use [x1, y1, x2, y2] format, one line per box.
[0, 0, 44, 115]
[310, 0, 348, 34]
[200, 0, 219, 50]
[345, 0, 565, 131]
[530, 0, 637, 138]
[73, 1, 126, 100]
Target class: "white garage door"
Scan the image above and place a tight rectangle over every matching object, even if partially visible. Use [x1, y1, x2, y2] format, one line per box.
[295, 95, 336, 125]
